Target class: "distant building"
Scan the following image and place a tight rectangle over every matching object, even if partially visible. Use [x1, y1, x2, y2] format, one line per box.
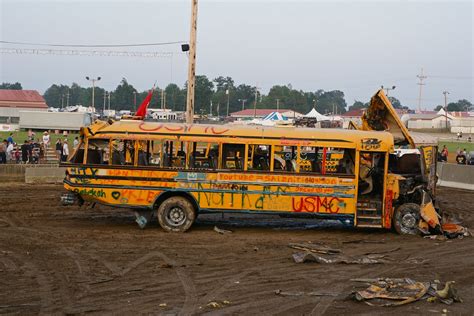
[148, 109, 185, 121]
[0, 90, 48, 130]
[230, 109, 303, 119]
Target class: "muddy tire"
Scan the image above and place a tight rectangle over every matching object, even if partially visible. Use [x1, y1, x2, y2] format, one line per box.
[393, 203, 421, 235]
[156, 196, 195, 232]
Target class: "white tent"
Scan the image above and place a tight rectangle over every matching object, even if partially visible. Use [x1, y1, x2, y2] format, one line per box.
[305, 108, 331, 121]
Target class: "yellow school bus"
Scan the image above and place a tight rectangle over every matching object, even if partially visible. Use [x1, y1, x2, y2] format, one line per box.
[61, 93, 438, 235]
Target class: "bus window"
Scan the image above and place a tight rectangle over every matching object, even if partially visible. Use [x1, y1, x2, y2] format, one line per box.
[163, 140, 187, 168]
[189, 142, 219, 170]
[222, 144, 245, 170]
[248, 144, 271, 171]
[299, 146, 321, 173]
[273, 145, 297, 172]
[334, 148, 355, 175]
[70, 141, 85, 164]
[148, 140, 162, 166]
[87, 139, 109, 164]
[111, 139, 135, 166]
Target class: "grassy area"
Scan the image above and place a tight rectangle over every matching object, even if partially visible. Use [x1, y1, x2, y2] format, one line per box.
[438, 140, 474, 153]
[0, 131, 78, 145]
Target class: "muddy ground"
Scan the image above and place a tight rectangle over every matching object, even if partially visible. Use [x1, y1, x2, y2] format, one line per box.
[0, 184, 473, 315]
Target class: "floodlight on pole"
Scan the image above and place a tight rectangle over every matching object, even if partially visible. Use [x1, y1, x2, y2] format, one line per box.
[381, 85, 396, 97]
[86, 76, 101, 112]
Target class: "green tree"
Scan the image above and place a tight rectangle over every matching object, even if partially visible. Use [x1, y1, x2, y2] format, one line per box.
[43, 84, 71, 108]
[314, 90, 347, 115]
[165, 83, 186, 111]
[0, 82, 22, 90]
[447, 99, 473, 112]
[192, 75, 214, 114]
[349, 100, 368, 111]
[112, 78, 138, 111]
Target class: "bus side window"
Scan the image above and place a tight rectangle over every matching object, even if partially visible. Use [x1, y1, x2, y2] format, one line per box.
[71, 141, 85, 164]
[299, 146, 321, 173]
[111, 139, 135, 165]
[163, 140, 186, 168]
[248, 144, 271, 171]
[222, 144, 245, 170]
[274, 145, 297, 172]
[189, 142, 219, 170]
[148, 140, 162, 166]
[86, 139, 109, 164]
[334, 148, 355, 175]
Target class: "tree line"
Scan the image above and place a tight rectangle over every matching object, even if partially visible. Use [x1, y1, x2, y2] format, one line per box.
[1, 80, 472, 114]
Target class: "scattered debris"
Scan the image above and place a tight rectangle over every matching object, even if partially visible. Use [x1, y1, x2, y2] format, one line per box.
[292, 252, 384, 264]
[159, 263, 173, 269]
[352, 278, 462, 306]
[206, 300, 231, 308]
[342, 240, 386, 244]
[253, 246, 259, 252]
[275, 289, 337, 297]
[363, 247, 401, 255]
[288, 243, 341, 255]
[159, 303, 167, 307]
[214, 226, 233, 234]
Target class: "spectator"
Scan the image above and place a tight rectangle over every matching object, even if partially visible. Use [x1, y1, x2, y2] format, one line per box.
[14, 147, 20, 164]
[456, 151, 467, 165]
[55, 139, 62, 160]
[28, 140, 34, 164]
[0, 140, 6, 164]
[7, 133, 13, 145]
[21, 140, 29, 164]
[73, 136, 79, 148]
[468, 135, 472, 142]
[62, 139, 69, 162]
[42, 131, 50, 151]
[441, 145, 449, 162]
[6, 141, 14, 162]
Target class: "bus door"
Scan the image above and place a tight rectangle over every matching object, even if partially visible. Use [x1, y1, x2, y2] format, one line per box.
[356, 151, 386, 228]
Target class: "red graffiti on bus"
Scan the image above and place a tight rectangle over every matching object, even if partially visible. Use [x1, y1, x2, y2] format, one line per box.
[291, 196, 342, 214]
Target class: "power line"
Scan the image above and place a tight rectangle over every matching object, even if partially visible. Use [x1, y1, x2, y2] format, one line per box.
[0, 48, 173, 58]
[0, 40, 186, 48]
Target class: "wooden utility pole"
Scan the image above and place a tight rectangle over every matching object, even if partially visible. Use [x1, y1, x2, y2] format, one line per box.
[443, 90, 449, 131]
[417, 68, 427, 112]
[186, 0, 198, 124]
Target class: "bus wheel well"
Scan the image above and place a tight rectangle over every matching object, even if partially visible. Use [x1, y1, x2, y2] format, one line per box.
[153, 191, 199, 215]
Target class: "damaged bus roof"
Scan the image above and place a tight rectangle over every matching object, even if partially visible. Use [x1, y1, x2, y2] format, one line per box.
[83, 120, 395, 151]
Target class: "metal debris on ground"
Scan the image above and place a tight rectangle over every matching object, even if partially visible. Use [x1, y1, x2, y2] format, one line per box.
[292, 252, 386, 264]
[213, 226, 233, 234]
[275, 289, 337, 297]
[206, 300, 231, 308]
[352, 278, 462, 306]
[288, 243, 341, 255]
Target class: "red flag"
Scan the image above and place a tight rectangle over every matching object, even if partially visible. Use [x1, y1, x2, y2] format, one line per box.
[135, 88, 154, 118]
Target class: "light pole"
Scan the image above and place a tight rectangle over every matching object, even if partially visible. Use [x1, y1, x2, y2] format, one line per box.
[86, 76, 101, 111]
[238, 99, 247, 110]
[443, 91, 450, 131]
[381, 85, 396, 97]
[226, 89, 230, 117]
[276, 98, 280, 111]
[133, 91, 137, 112]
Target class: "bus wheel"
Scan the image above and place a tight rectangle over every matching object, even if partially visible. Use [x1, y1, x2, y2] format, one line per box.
[393, 203, 420, 235]
[156, 196, 195, 232]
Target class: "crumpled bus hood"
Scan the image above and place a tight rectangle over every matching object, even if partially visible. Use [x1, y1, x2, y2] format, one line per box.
[81, 120, 110, 137]
[361, 89, 415, 148]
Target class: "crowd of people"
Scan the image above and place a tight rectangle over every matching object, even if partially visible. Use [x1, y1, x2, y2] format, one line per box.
[0, 131, 72, 164]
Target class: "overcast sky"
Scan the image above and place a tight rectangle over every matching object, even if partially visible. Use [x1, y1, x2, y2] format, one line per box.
[1, 0, 472, 109]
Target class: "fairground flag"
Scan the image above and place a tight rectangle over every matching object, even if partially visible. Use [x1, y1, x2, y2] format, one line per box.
[135, 85, 155, 118]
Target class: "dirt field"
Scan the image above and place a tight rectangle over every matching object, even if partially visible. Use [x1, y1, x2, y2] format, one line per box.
[0, 184, 473, 315]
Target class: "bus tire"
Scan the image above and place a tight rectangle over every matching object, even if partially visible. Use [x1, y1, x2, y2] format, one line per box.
[156, 196, 195, 232]
[393, 203, 420, 235]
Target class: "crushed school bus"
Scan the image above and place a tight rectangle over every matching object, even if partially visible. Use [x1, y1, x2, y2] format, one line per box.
[61, 89, 441, 234]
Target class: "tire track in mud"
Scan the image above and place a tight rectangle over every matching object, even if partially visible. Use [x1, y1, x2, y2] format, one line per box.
[85, 250, 198, 315]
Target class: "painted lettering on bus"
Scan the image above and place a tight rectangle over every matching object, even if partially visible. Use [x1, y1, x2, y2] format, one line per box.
[291, 196, 343, 214]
